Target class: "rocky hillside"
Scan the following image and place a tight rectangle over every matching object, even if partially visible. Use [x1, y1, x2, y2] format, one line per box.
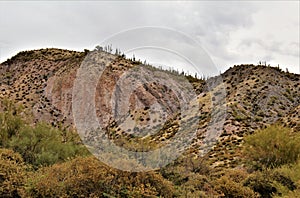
[280, 104, 300, 132]
[208, 65, 300, 168]
[0, 49, 86, 127]
[1, 48, 299, 170]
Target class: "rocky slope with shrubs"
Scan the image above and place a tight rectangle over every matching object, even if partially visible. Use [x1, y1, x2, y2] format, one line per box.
[0, 48, 300, 197]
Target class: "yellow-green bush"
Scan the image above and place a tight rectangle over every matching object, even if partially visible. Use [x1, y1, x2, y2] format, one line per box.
[275, 160, 300, 185]
[271, 160, 300, 197]
[0, 149, 28, 198]
[243, 125, 300, 169]
[244, 171, 277, 198]
[25, 156, 175, 197]
[213, 175, 257, 198]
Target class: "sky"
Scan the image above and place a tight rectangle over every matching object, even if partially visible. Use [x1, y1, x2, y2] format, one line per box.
[0, 1, 299, 76]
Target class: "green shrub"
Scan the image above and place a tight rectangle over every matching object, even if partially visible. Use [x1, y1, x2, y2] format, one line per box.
[0, 100, 25, 147]
[9, 122, 88, 168]
[0, 99, 89, 168]
[243, 125, 300, 169]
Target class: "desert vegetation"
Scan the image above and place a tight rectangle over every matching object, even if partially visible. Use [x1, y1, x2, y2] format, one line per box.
[1, 99, 300, 197]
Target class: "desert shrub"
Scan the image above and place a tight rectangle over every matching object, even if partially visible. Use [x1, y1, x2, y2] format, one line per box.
[160, 155, 214, 197]
[241, 166, 299, 198]
[176, 186, 208, 198]
[243, 125, 300, 169]
[9, 122, 88, 168]
[0, 149, 28, 198]
[161, 165, 189, 185]
[273, 189, 300, 198]
[244, 171, 277, 198]
[25, 156, 175, 197]
[212, 167, 298, 197]
[161, 155, 210, 185]
[270, 160, 300, 197]
[177, 174, 212, 198]
[275, 160, 300, 186]
[271, 172, 296, 191]
[213, 175, 257, 198]
[220, 168, 249, 183]
[0, 99, 88, 168]
[0, 100, 25, 147]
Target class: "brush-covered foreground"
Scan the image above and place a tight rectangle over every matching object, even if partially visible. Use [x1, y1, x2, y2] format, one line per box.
[1, 100, 300, 198]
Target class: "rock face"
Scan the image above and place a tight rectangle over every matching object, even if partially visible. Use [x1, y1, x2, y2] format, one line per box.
[1, 48, 299, 168]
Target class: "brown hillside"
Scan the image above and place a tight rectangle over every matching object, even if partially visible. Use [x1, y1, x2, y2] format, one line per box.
[1, 48, 299, 169]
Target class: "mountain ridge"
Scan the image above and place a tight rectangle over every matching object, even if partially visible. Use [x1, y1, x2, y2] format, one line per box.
[1, 48, 299, 169]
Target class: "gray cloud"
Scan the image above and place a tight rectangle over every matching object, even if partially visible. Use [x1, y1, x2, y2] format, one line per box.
[0, 1, 299, 74]
[240, 38, 299, 58]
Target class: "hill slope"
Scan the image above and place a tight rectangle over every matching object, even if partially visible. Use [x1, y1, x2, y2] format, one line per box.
[1, 48, 299, 169]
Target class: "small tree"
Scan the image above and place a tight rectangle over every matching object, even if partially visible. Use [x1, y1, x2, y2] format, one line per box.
[94, 45, 103, 51]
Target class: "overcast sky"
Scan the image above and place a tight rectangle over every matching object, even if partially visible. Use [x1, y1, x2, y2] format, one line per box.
[0, 1, 299, 75]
